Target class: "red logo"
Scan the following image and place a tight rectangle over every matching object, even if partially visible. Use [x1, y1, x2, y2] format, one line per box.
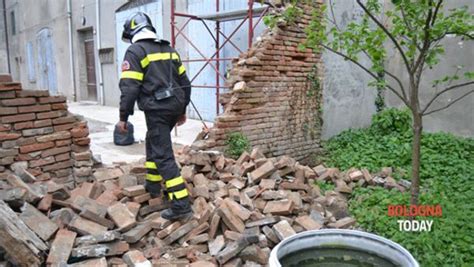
[387, 205, 442, 217]
[121, 60, 130, 71]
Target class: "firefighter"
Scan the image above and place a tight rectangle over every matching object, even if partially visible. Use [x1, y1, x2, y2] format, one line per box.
[118, 12, 192, 221]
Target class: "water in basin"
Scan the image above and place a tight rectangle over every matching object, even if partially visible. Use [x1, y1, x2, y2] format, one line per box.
[280, 247, 400, 267]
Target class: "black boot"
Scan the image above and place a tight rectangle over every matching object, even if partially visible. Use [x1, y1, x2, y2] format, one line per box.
[161, 197, 192, 221]
[144, 180, 162, 199]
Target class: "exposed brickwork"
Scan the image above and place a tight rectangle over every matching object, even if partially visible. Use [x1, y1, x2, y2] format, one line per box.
[0, 75, 92, 185]
[196, 3, 323, 161]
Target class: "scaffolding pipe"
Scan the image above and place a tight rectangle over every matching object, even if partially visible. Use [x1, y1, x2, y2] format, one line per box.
[215, 0, 220, 115]
[248, 0, 254, 48]
[95, 0, 104, 105]
[170, 1, 269, 118]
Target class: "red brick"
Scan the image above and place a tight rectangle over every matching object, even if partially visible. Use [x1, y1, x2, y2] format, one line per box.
[72, 144, 90, 153]
[51, 103, 68, 110]
[34, 119, 52, 128]
[73, 137, 90, 145]
[70, 127, 89, 138]
[272, 220, 296, 241]
[16, 136, 36, 146]
[120, 185, 145, 197]
[123, 250, 151, 266]
[223, 199, 251, 221]
[75, 121, 87, 128]
[55, 152, 71, 162]
[19, 141, 55, 153]
[22, 126, 54, 137]
[0, 124, 11, 132]
[42, 146, 71, 157]
[0, 97, 36, 106]
[37, 194, 53, 211]
[52, 116, 76, 125]
[16, 154, 34, 161]
[0, 132, 21, 141]
[295, 215, 322, 230]
[95, 190, 118, 206]
[14, 121, 33, 130]
[1, 113, 35, 123]
[0, 74, 12, 82]
[0, 82, 21, 91]
[19, 203, 58, 241]
[107, 203, 136, 231]
[249, 161, 276, 183]
[329, 217, 356, 229]
[16, 90, 49, 98]
[30, 156, 56, 168]
[263, 199, 294, 215]
[218, 207, 245, 233]
[18, 104, 51, 113]
[27, 168, 43, 177]
[0, 91, 16, 99]
[38, 96, 67, 104]
[54, 123, 74, 132]
[0, 106, 18, 115]
[0, 156, 14, 165]
[42, 159, 73, 172]
[46, 229, 76, 265]
[72, 151, 92, 161]
[68, 216, 108, 236]
[56, 139, 72, 147]
[36, 110, 67, 119]
[36, 131, 71, 142]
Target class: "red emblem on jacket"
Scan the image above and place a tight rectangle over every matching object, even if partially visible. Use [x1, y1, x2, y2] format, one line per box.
[121, 60, 130, 71]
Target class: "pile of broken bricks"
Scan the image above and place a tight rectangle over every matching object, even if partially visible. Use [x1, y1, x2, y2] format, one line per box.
[0, 146, 409, 267]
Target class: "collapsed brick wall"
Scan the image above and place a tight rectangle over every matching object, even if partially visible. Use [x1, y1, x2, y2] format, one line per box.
[196, 2, 323, 161]
[0, 74, 93, 186]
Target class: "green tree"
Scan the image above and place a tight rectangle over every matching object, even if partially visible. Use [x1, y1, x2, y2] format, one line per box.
[302, 0, 474, 205]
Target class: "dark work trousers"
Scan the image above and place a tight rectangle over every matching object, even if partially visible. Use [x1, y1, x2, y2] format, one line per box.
[144, 109, 190, 211]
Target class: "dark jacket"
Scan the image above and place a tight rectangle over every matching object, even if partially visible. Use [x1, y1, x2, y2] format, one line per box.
[119, 39, 191, 121]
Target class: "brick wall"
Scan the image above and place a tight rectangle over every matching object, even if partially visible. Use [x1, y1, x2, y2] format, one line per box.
[194, 2, 323, 161]
[0, 74, 92, 186]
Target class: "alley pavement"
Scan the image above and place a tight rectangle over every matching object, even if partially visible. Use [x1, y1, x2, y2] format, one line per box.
[68, 102, 212, 165]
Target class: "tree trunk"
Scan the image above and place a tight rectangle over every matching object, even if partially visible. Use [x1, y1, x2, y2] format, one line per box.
[410, 112, 422, 206]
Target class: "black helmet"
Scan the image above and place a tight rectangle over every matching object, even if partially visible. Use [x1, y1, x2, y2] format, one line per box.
[122, 12, 156, 43]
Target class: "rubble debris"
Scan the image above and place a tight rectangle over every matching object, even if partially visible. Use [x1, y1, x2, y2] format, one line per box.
[0, 200, 48, 266]
[0, 76, 404, 267]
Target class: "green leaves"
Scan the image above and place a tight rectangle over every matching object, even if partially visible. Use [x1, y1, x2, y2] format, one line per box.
[224, 132, 251, 159]
[326, 109, 474, 266]
[372, 108, 412, 135]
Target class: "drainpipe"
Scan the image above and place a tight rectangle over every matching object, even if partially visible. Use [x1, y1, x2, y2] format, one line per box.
[2, 0, 11, 73]
[95, 0, 105, 105]
[67, 0, 77, 101]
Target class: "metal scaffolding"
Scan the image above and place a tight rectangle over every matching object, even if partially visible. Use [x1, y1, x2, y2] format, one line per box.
[170, 0, 270, 116]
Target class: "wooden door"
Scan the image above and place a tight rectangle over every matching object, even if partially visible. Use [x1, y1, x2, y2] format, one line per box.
[84, 40, 97, 101]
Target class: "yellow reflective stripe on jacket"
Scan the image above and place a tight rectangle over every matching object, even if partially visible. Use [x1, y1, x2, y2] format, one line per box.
[178, 65, 186, 75]
[165, 176, 185, 189]
[140, 52, 180, 68]
[145, 161, 157, 169]
[121, 71, 144, 81]
[146, 173, 163, 182]
[168, 188, 189, 200]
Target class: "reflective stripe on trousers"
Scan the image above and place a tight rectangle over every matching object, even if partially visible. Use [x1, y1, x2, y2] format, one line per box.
[145, 161, 162, 182]
[165, 175, 188, 200]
